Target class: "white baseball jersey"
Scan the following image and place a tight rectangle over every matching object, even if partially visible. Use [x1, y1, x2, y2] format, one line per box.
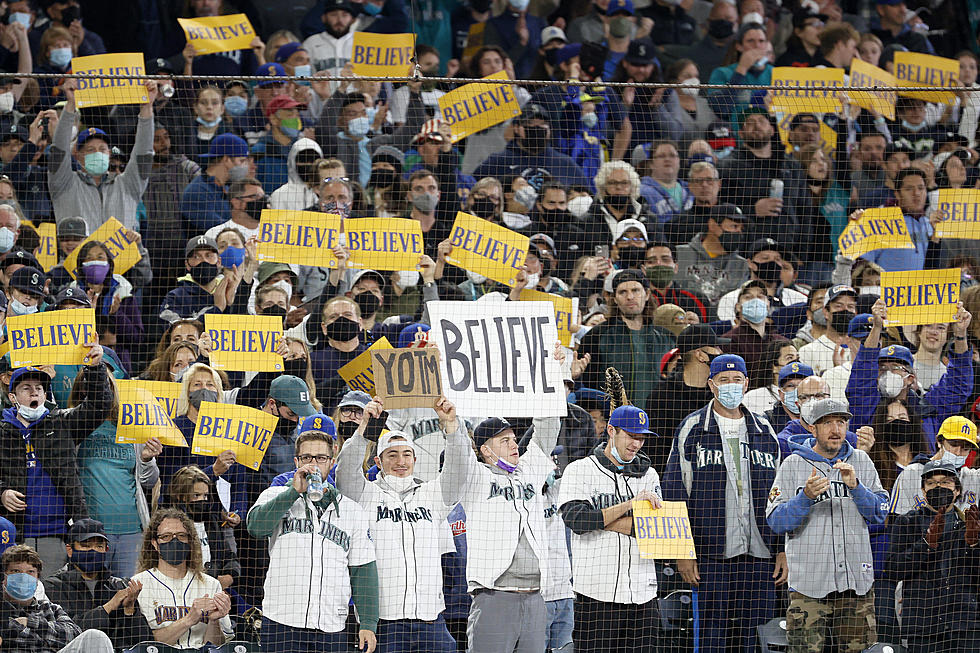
[559, 454, 662, 604]
[249, 487, 375, 632]
[542, 481, 573, 603]
[132, 568, 233, 650]
[889, 462, 980, 515]
[385, 407, 446, 482]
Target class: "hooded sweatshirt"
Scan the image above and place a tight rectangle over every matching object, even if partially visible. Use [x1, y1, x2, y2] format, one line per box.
[270, 138, 323, 211]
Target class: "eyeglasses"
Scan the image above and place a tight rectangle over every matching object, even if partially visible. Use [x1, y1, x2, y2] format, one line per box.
[319, 176, 350, 186]
[617, 236, 647, 244]
[340, 406, 364, 417]
[236, 193, 267, 202]
[798, 392, 830, 402]
[157, 532, 190, 544]
[297, 454, 334, 464]
[471, 192, 500, 204]
[653, 152, 679, 159]
[605, 179, 632, 188]
[689, 177, 720, 185]
[109, 164, 124, 173]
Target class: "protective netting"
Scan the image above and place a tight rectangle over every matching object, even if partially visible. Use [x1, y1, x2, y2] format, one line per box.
[0, 3, 976, 653]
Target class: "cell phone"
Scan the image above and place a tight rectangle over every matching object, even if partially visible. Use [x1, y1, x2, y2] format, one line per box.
[594, 245, 609, 259]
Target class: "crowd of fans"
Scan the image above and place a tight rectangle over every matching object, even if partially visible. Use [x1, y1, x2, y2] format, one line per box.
[0, 0, 975, 651]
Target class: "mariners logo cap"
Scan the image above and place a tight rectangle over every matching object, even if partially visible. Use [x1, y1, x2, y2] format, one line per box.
[937, 415, 978, 448]
[709, 354, 747, 378]
[298, 413, 337, 439]
[9, 366, 51, 393]
[847, 313, 874, 339]
[921, 459, 962, 488]
[777, 361, 813, 386]
[608, 405, 654, 435]
[879, 344, 914, 370]
[474, 417, 513, 449]
[823, 284, 857, 307]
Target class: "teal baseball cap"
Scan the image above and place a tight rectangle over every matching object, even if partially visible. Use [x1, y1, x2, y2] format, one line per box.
[270, 375, 316, 417]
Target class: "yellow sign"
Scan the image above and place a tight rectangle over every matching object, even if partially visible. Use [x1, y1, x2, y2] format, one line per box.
[63, 217, 141, 279]
[463, 22, 485, 59]
[518, 288, 578, 346]
[191, 402, 278, 471]
[439, 72, 522, 143]
[345, 218, 424, 271]
[7, 308, 96, 368]
[777, 113, 836, 157]
[445, 212, 528, 287]
[115, 379, 187, 447]
[350, 32, 415, 78]
[205, 314, 283, 372]
[634, 500, 697, 560]
[837, 207, 915, 259]
[934, 189, 980, 240]
[33, 223, 57, 272]
[338, 337, 393, 395]
[881, 268, 960, 327]
[769, 67, 844, 114]
[894, 51, 959, 103]
[72, 53, 147, 109]
[848, 58, 897, 121]
[136, 380, 182, 419]
[257, 209, 342, 268]
[178, 13, 256, 56]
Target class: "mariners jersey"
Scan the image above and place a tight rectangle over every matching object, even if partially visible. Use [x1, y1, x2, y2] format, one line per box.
[890, 463, 980, 515]
[132, 568, 233, 649]
[559, 455, 662, 604]
[385, 407, 446, 482]
[542, 481, 573, 603]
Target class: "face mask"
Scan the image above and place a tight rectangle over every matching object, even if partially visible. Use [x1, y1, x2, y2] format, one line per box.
[10, 298, 37, 316]
[411, 192, 439, 213]
[754, 260, 782, 284]
[901, 119, 926, 132]
[568, 195, 593, 218]
[369, 168, 397, 188]
[514, 185, 538, 209]
[521, 125, 550, 154]
[524, 272, 540, 288]
[363, 2, 382, 14]
[228, 163, 249, 182]
[925, 486, 955, 512]
[293, 64, 313, 78]
[539, 208, 569, 227]
[0, 226, 14, 254]
[708, 18, 734, 39]
[617, 246, 646, 269]
[238, 198, 265, 223]
[325, 316, 360, 342]
[353, 291, 381, 316]
[337, 420, 358, 439]
[742, 11, 764, 25]
[830, 310, 856, 335]
[157, 539, 191, 566]
[224, 95, 248, 116]
[718, 231, 743, 253]
[812, 305, 827, 326]
[582, 112, 599, 128]
[490, 448, 518, 472]
[82, 260, 110, 284]
[4, 572, 36, 601]
[714, 382, 744, 409]
[189, 261, 219, 286]
[510, 0, 530, 10]
[8, 12, 31, 29]
[469, 196, 497, 220]
[605, 194, 631, 211]
[740, 297, 768, 324]
[17, 402, 47, 422]
[71, 549, 107, 574]
[941, 449, 968, 467]
[609, 15, 633, 38]
[262, 305, 287, 329]
[878, 371, 906, 398]
[680, 78, 700, 97]
[220, 246, 246, 269]
[346, 116, 371, 138]
[196, 116, 222, 129]
[782, 388, 800, 414]
[383, 473, 415, 492]
[321, 200, 351, 218]
[396, 270, 419, 289]
[49, 46, 72, 68]
[610, 442, 632, 466]
[184, 500, 210, 522]
[189, 388, 218, 410]
[271, 279, 293, 303]
[279, 117, 302, 138]
[645, 265, 675, 287]
[466, 270, 488, 284]
[883, 419, 919, 445]
[0, 92, 14, 114]
[84, 152, 110, 176]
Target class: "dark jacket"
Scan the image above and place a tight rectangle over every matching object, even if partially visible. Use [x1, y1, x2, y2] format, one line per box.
[0, 595, 80, 653]
[644, 368, 714, 471]
[158, 277, 227, 327]
[520, 402, 599, 472]
[43, 565, 154, 649]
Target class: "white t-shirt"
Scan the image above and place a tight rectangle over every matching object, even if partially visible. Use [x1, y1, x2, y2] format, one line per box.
[743, 384, 779, 415]
[133, 568, 233, 650]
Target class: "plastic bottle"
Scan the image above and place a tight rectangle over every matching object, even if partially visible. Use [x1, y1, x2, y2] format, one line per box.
[306, 470, 324, 502]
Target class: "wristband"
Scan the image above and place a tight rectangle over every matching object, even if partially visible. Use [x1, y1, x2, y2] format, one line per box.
[955, 336, 967, 341]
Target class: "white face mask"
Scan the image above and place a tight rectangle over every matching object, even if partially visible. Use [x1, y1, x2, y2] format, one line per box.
[270, 279, 293, 303]
[524, 272, 540, 289]
[567, 195, 593, 218]
[17, 402, 47, 422]
[382, 473, 416, 492]
[680, 78, 700, 96]
[878, 371, 907, 398]
[742, 11, 764, 24]
[395, 270, 419, 289]
[466, 270, 488, 284]
[9, 298, 37, 316]
[0, 92, 14, 114]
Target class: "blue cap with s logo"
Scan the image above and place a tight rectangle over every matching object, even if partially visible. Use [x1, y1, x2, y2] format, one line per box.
[298, 413, 337, 439]
[608, 405, 655, 435]
[778, 361, 814, 386]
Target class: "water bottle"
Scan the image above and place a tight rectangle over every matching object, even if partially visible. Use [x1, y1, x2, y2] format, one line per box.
[160, 84, 175, 99]
[769, 179, 784, 200]
[306, 470, 324, 502]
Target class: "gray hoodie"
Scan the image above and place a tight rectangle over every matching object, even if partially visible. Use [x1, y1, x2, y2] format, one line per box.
[269, 138, 323, 211]
[673, 233, 750, 312]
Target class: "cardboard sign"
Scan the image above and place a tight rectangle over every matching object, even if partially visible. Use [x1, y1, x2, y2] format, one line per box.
[338, 337, 393, 394]
[350, 32, 415, 78]
[191, 402, 278, 471]
[518, 288, 578, 347]
[934, 189, 980, 240]
[894, 51, 959, 104]
[371, 346, 443, 409]
[33, 222, 57, 272]
[445, 211, 528, 287]
[634, 501, 697, 560]
[205, 314, 284, 372]
[881, 268, 960, 327]
[427, 301, 568, 417]
[769, 67, 844, 114]
[463, 22, 485, 59]
[848, 58, 897, 121]
[178, 13, 256, 56]
[72, 53, 147, 109]
[838, 207, 915, 259]
[63, 217, 141, 279]
[136, 380, 182, 419]
[257, 209, 342, 268]
[439, 72, 522, 143]
[345, 218, 425, 271]
[777, 113, 836, 157]
[115, 379, 187, 447]
[7, 308, 96, 368]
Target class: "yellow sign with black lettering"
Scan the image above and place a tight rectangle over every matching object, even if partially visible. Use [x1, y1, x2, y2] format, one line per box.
[837, 207, 914, 259]
[338, 337, 393, 395]
[63, 217, 141, 279]
[634, 500, 697, 560]
[8, 308, 96, 368]
[345, 218, 425, 271]
[191, 402, 279, 471]
[350, 32, 415, 78]
[72, 53, 147, 109]
[518, 288, 578, 346]
[178, 14, 256, 56]
[881, 268, 960, 327]
[439, 72, 522, 143]
[205, 314, 284, 372]
[115, 379, 187, 447]
[934, 189, 980, 240]
[769, 67, 844, 114]
[894, 51, 959, 103]
[445, 212, 528, 287]
[33, 222, 57, 272]
[257, 209, 342, 268]
[848, 57, 897, 120]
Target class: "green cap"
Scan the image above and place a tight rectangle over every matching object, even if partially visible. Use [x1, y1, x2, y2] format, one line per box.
[256, 262, 295, 286]
[270, 375, 316, 417]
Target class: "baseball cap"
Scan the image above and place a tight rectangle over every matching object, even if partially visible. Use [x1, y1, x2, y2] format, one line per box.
[57, 216, 88, 240]
[146, 58, 177, 75]
[791, 9, 827, 28]
[575, 387, 610, 414]
[920, 459, 961, 486]
[823, 284, 857, 307]
[54, 285, 92, 308]
[338, 390, 371, 409]
[0, 123, 27, 144]
[9, 266, 46, 297]
[885, 141, 914, 158]
[412, 118, 445, 144]
[270, 375, 316, 417]
[625, 39, 656, 65]
[847, 313, 875, 339]
[184, 235, 218, 259]
[2, 248, 41, 273]
[256, 262, 295, 286]
[298, 413, 337, 438]
[372, 145, 405, 166]
[0, 517, 14, 556]
[675, 324, 730, 353]
[9, 366, 51, 393]
[516, 103, 551, 124]
[710, 354, 747, 378]
[529, 233, 556, 252]
[67, 518, 108, 544]
[748, 237, 781, 259]
[77, 127, 109, 149]
[789, 113, 820, 130]
[552, 43, 582, 66]
[606, 0, 634, 15]
[936, 415, 977, 447]
[709, 203, 747, 223]
[653, 304, 687, 336]
[350, 269, 387, 291]
[778, 361, 814, 386]
[737, 278, 768, 300]
[397, 322, 431, 348]
[608, 405, 654, 434]
[265, 94, 305, 118]
[255, 62, 287, 86]
[323, 0, 359, 15]
[378, 430, 416, 456]
[541, 26, 568, 45]
[473, 417, 513, 448]
[805, 397, 852, 424]
[660, 347, 681, 374]
[879, 344, 914, 369]
[274, 42, 306, 63]
[613, 218, 648, 242]
[611, 268, 649, 292]
[201, 132, 248, 159]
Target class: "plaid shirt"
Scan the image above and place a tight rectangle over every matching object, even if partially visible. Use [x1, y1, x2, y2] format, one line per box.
[0, 597, 82, 653]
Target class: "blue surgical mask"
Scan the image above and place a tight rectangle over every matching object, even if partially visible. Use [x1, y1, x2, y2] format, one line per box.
[0, 226, 14, 253]
[495, 457, 517, 473]
[10, 298, 37, 316]
[17, 403, 48, 422]
[84, 151, 110, 176]
[783, 388, 800, 415]
[510, 0, 530, 10]
[8, 12, 31, 29]
[741, 297, 768, 324]
[610, 443, 630, 467]
[220, 246, 246, 269]
[224, 95, 248, 116]
[941, 449, 968, 467]
[901, 119, 926, 132]
[582, 112, 598, 129]
[196, 116, 222, 128]
[346, 116, 371, 138]
[49, 47, 72, 68]
[4, 572, 36, 601]
[362, 2, 382, 14]
[293, 64, 313, 78]
[715, 382, 744, 409]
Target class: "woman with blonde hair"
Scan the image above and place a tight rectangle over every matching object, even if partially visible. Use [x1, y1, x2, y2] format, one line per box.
[139, 341, 200, 382]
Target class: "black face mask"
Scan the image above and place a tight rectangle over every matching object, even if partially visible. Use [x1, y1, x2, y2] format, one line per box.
[184, 500, 210, 522]
[189, 262, 219, 286]
[369, 168, 397, 188]
[882, 419, 920, 446]
[283, 356, 308, 377]
[470, 0, 492, 11]
[707, 19, 734, 39]
[470, 197, 498, 220]
[617, 246, 646, 269]
[605, 194, 631, 211]
[755, 260, 782, 284]
[261, 304, 287, 326]
[353, 291, 381, 316]
[830, 310, 856, 335]
[337, 420, 358, 439]
[925, 486, 955, 513]
[189, 388, 219, 411]
[538, 208, 569, 226]
[243, 199, 267, 222]
[718, 232, 743, 253]
[157, 539, 190, 566]
[325, 316, 360, 342]
[521, 125, 549, 154]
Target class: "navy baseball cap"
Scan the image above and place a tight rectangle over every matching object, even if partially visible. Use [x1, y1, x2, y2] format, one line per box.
[201, 133, 248, 159]
[9, 367, 51, 393]
[606, 0, 634, 15]
[275, 42, 306, 63]
[777, 361, 813, 386]
[575, 387, 610, 414]
[847, 313, 874, 339]
[298, 413, 337, 438]
[67, 518, 108, 543]
[824, 284, 857, 307]
[879, 344, 914, 369]
[255, 63, 287, 86]
[473, 417, 513, 448]
[608, 405, 654, 434]
[54, 285, 92, 308]
[0, 516, 14, 555]
[709, 354, 747, 378]
[9, 266, 46, 297]
[77, 127, 109, 149]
